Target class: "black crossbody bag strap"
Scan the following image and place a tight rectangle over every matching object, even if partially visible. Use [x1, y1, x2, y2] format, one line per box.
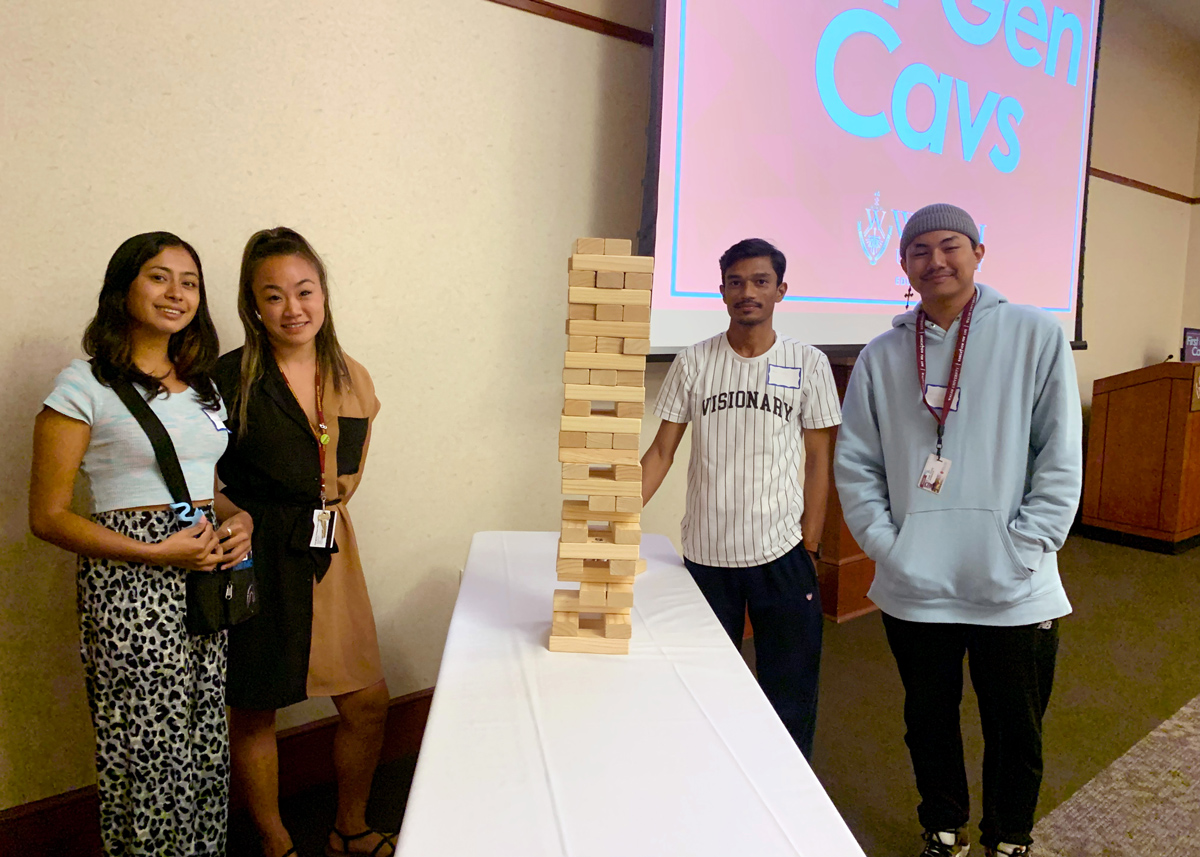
[109, 379, 192, 506]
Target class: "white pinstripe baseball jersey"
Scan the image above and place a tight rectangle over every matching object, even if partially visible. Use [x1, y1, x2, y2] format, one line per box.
[654, 332, 842, 567]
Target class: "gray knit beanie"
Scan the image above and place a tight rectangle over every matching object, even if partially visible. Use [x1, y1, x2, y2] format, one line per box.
[899, 203, 979, 258]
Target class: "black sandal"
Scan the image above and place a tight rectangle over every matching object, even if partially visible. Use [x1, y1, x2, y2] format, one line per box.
[325, 828, 397, 857]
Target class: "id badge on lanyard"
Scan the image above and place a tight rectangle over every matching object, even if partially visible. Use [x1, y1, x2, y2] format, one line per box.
[283, 367, 338, 549]
[915, 290, 978, 494]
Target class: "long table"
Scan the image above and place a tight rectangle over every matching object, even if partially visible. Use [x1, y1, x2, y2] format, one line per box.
[394, 531, 866, 857]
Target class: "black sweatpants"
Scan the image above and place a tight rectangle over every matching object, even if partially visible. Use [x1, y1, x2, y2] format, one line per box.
[881, 613, 1060, 849]
[684, 541, 823, 760]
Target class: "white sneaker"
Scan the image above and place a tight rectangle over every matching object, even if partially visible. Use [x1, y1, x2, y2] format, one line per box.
[920, 828, 970, 857]
[984, 845, 1029, 856]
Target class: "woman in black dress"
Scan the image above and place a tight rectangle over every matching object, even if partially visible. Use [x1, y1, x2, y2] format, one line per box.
[215, 228, 391, 857]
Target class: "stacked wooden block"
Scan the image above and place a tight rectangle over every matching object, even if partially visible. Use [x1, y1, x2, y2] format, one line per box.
[549, 237, 654, 655]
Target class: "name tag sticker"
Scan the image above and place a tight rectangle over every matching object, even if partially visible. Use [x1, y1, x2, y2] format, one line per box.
[924, 384, 961, 412]
[767, 364, 802, 389]
[205, 409, 231, 432]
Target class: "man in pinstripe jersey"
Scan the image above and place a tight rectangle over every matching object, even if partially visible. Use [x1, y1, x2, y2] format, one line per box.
[641, 238, 842, 760]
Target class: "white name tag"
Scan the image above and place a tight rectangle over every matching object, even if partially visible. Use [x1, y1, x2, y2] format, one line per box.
[204, 409, 231, 432]
[767, 364, 802, 389]
[310, 508, 339, 549]
[918, 453, 952, 494]
[924, 384, 960, 412]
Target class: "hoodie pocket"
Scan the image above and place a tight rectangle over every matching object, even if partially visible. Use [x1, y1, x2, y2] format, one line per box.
[882, 508, 1032, 606]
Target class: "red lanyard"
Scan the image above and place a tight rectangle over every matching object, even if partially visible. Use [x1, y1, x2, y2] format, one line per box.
[916, 289, 978, 460]
[283, 368, 330, 507]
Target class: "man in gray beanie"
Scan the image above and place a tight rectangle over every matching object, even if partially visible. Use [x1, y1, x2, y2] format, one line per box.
[835, 204, 1082, 857]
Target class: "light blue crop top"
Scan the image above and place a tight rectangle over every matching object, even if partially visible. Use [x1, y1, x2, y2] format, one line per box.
[43, 359, 231, 513]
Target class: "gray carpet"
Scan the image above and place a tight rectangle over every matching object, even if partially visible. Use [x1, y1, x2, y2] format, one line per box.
[1031, 692, 1200, 857]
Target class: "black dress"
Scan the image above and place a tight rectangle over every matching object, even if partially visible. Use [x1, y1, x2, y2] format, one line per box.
[215, 347, 381, 709]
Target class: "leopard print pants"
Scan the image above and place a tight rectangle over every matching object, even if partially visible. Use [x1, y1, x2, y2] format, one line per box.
[80, 507, 229, 857]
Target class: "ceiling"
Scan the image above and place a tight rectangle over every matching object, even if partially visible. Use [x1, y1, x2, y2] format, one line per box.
[1139, 0, 1200, 46]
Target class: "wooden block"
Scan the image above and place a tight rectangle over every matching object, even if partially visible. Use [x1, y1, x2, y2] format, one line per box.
[589, 494, 617, 512]
[623, 339, 651, 355]
[622, 304, 651, 323]
[579, 582, 607, 608]
[560, 519, 588, 543]
[570, 254, 655, 274]
[616, 401, 645, 418]
[565, 352, 647, 371]
[563, 400, 591, 417]
[559, 447, 639, 465]
[562, 499, 642, 524]
[566, 383, 643, 403]
[568, 269, 597, 287]
[589, 370, 618, 386]
[575, 238, 606, 254]
[568, 287, 651, 306]
[595, 303, 623, 321]
[559, 431, 587, 448]
[549, 631, 629, 654]
[558, 526, 641, 554]
[615, 495, 643, 513]
[604, 238, 633, 255]
[552, 611, 580, 637]
[615, 370, 645, 386]
[597, 336, 623, 354]
[568, 335, 597, 353]
[609, 559, 636, 575]
[624, 272, 653, 290]
[562, 475, 641, 498]
[567, 320, 652, 339]
[559, 568, 635, 586]
[554, 588, 632, 612]
[585, 432, 612, 449]
[563, 368, 591, 384]
[568, 303, 595, 320]
[561, 463, 590, 480]
[557, 557, 635, 582]
[607, 583, 634, 609]
[603, 612, 632, 638]
[562, 414, 642, 434]
[613, 521, 642, 544]
[613, 464, 642, 482]
[612, 433, 640, 450]
[596, 271, 625, 290]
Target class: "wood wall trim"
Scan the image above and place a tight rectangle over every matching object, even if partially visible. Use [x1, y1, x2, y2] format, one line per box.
[0, 687, 435, 857]
[484, 0, 654, 47]
[1089, 167, 1200, 205]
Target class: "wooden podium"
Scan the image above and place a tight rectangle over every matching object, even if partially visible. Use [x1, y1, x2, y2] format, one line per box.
[818, 357, 878, 622]
[1081, 362, 1200, 552]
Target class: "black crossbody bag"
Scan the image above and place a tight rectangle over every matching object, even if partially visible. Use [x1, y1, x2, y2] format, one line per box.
[110, 379, 259, 635]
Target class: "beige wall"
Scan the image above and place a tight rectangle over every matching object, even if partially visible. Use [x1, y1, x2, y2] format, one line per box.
[1184, 109, 1200, 329]
[0, 0, 659, 809]
[1076, 0, 1200, 400]
[556, 0, 654, 32]
[4, 0, 1200, 812]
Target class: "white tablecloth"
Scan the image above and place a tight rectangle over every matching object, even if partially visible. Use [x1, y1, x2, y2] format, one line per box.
[395, 531, 865, 857]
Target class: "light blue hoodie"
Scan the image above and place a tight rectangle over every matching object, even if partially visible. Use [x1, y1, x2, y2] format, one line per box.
[834, 283, 1082, 625]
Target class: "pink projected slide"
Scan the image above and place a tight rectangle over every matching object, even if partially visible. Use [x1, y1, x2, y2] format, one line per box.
[652, 0, 1101, 342]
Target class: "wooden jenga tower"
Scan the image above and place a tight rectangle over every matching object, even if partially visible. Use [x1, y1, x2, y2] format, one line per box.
[549, 237, 654, 654]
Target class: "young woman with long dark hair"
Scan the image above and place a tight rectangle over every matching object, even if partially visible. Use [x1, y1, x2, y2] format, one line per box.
[215, 227, 391, 857]
[29, 231, 253, 856]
